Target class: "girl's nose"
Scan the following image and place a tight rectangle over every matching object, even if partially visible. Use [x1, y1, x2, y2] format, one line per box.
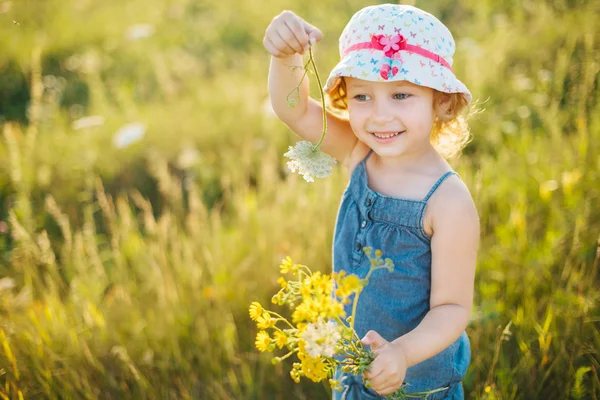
[371, 99, 395, 124]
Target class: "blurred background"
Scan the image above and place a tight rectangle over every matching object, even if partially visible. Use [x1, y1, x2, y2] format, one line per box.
[0, 0, 598, 398]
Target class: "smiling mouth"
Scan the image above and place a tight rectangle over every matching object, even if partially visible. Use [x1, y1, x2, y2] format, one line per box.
[370, 131, 405, 138]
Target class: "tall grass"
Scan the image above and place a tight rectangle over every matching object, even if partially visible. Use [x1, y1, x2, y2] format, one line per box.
[0, 0, 598, 398]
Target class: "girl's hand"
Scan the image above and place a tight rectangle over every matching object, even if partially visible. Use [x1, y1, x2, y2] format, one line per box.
[361, 330, 408, 396]
[263, 10, 323, 58]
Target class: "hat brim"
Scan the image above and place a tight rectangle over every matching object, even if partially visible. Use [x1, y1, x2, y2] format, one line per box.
[324, 50, 472, 104]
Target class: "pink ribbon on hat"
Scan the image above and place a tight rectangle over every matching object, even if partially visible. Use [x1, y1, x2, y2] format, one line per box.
[344, 34, 453, 72]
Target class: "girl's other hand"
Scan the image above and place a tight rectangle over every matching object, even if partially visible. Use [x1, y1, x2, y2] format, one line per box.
[361, 330, 408, 396]
[263, 11, 323, 58]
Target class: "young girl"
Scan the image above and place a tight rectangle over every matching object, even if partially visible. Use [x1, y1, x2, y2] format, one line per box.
[264, 4, 479, 399]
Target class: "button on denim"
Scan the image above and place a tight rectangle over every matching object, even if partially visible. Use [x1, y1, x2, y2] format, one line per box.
[332, 151, 470, 400]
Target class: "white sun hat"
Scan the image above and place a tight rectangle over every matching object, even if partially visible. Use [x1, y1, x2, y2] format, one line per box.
[324, 4, 472, 103]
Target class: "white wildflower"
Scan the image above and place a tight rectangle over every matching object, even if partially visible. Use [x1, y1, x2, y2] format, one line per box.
[301, 317, 341, 358]
[284, 140, 336, 182]
[0, 277, 15, 291]
[126, 24, 155, 41]
[113, 122, 145, 148]
[176, 146, 201, 169]
[72, 115, 105, 130]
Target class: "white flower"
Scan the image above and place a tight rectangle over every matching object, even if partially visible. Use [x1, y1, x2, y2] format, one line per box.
[72, 115, 105, 130]
[176, 146, 201, 169]
[301, 318, 341, 358]
[0, 277, 15, 291]
[126, 24, 155, 41]
[113, 122, 145, 148]
[284, 140, 336, 182]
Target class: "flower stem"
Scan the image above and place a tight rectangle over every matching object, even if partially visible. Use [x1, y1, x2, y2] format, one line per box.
[274, 348, 298, 363]
[265, 311, 295, 329]
[307, 46, 327, 150]
[350, 261, 380, 336]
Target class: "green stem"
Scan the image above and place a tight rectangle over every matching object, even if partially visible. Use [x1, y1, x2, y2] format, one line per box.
[286, 58, 312, 104]
[265, 311, 295, 329]
[274, 348, 298, 363]
[401, 386, 448, 398]
[307, 46, 327, 149]
[298, 264, 313, 276]
[350, 263, 379, 337]
[350, 288, 362, 331]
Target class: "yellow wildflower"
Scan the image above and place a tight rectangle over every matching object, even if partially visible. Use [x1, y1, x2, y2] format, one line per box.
[292, 300, 317, 324]
[274, 330, 288, 349]
[290, 363, 302, 383]
[249, 302, 264, 321]
[257, 313, 276, 329]
[310, 272, 333, 295]
[300, 354, 328, 382]
[300, 280, 312, 298]
[277, 276, 287, 288]
[255, 331, 271, 352]
[272, 289, 287, 305]
[329, 379, 343, 391]
[332, 301, 346, 318]
[335, 274, 362, 300]
[280, 256, 294, 274]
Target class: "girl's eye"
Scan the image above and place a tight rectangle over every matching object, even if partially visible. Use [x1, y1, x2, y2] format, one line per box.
[353, 94, 370, 101]
[393, 93, 410, 100]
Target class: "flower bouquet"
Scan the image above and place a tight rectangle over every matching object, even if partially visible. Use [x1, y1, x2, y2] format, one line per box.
[249, 248, 448, 399]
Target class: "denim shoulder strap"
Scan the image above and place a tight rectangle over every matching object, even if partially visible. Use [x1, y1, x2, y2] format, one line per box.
[361, 149, 374, 165]
[423, 171, 457, 202]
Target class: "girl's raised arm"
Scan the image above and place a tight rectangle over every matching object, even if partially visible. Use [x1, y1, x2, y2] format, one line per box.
[264, 11, 358, 165]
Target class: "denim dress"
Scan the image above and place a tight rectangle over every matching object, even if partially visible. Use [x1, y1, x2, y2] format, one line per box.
[332, 151, 470, 400]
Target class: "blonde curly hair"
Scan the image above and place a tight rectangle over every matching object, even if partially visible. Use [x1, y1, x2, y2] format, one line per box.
[326, 77, 472, 158]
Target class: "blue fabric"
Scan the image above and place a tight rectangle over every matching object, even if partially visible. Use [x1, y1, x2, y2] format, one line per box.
[331, 150, 470, 400]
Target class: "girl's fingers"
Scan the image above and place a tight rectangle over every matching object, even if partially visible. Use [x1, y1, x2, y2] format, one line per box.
[367, 375, 385, 391]
[263, 37, 284, 58]
[270, 30, 298, 55]
[284, 16, 310, 52]
[364, 367, 385, 387]
[376, 384, 401, 396]
[301, 20, 323, 44]
[264, 11, 322, 56]
[277, 23, 305, 54]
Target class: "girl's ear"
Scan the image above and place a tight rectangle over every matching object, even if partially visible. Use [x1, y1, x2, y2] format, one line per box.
[435, 93, 452, 117]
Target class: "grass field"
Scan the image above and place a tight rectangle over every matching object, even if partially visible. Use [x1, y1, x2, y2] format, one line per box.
[0, 0, 598, 398]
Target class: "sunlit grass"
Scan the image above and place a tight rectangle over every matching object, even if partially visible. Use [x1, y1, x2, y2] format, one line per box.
[0, 0, 598, 399]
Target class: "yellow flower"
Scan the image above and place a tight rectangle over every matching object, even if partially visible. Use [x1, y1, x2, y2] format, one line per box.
[300, 354, 328, 382]
[255, 331, 271, 352]
[274, 330, 288, 348]
[334, 270, 346, 279]
[277, 276, 287, 288]
[330, 301, 346, 318]
[310, 272, 333, 295]
[290, 364, 302, 383]
[329, 379, 343, 391]
[280, 256, 294, 274]
[335, 274, 362, 300]
[257, 313, 276, 329]
[249, 302, 264, 321]
[300, 280, 312, 298]
[271, 291, 283, 305]
[292, 301, 316, 324]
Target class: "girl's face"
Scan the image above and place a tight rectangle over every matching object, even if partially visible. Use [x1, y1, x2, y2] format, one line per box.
[345, 78, 437, 159]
